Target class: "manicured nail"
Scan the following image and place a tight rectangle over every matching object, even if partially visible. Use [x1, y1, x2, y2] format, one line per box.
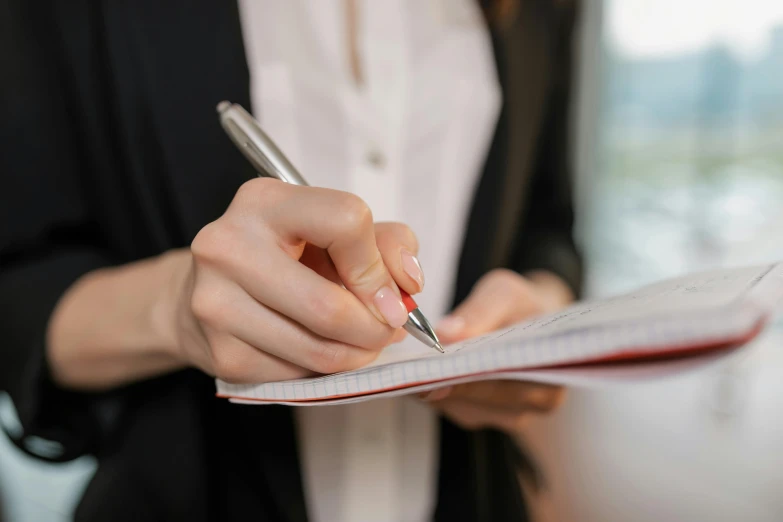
[423, 386, 452, 402]
[437, 316, 465, 338]
[374, 286, 409, 328]
[401, 250, 424, 291]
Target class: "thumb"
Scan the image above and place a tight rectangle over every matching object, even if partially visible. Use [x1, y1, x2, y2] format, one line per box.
[436, 273, 519, 344]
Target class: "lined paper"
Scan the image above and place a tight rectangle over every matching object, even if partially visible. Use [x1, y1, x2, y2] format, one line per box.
[217, 263, 783, 405]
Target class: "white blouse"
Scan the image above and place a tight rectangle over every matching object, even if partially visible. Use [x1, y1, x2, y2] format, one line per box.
[238, 1, 501, 520]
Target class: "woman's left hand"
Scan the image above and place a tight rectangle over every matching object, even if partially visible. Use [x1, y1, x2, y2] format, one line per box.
[422, 269, 574, 435]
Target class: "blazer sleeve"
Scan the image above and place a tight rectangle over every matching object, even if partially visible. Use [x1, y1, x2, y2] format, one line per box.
[509, 1, 583, 297]
[0, 2, 122, 462]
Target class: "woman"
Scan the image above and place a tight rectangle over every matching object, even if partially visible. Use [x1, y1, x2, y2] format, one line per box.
[0, 0, 581, 521]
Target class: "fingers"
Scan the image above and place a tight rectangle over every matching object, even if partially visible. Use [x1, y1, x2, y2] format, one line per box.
[194, 212, 397, 351]
[199, 331, 313, 384]
[423, 380, 566, 434]
[420, 386, 453, 402]
[440, 381, 566, 413]
[374, 222, 423, 295]
[437, 269, 543, 344]
[251, 180, 409, 328]
[189, 179, 425, 384]
[244, 248, 398, 349]
[432, 398, 533, 433]
[390, 327, 408, 344]
[299, 243, 341, 285]
[190, 267, 382, 381]
[190, 255, 393, 354]
[196, 282, 381, 376]
[300, 223, 422, 296]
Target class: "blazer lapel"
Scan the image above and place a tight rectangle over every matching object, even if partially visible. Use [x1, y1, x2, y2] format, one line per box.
[113, 2, 308, 520]
[106, 0, 256, 242]
[488, 3, 554, 269]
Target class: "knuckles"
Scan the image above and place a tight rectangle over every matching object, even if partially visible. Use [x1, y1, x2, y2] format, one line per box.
[208, 342, 252, 384]
[397, 224, 419, 253]
[306, 291, 353, 338]
[191, 222, 224, 264]
[332, 193, 373, 237]
[306, 341, 352, 375]
[375, 222, 419, 253]
[487, 268, 531, 293]
[343, 253, 386, 289]
[188, 180, 391, 380]
[189, 282, 230, 329]
[191, 220, 245, 270]
[234, 177, 286, 208]
[482, 269, 546, 315]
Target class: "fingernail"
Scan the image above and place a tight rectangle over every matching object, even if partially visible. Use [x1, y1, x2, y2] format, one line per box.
[401, 250, 424, 291]
[374, 286, 409, 328]
[437, 316, 465, 337]
[423, 386, 452, 402]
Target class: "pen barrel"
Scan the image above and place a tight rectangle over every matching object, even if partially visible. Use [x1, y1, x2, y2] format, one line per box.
[217, 102, 309, 186]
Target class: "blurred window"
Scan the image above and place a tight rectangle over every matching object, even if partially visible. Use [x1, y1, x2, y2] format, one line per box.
[585, 0, 783, 297]
[543, 3, 783, 521]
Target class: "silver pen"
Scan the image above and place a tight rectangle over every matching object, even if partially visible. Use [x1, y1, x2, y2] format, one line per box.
[217, 101, 444, 353]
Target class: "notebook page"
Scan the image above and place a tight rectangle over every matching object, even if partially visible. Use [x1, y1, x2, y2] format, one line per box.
[364, 263, 783, 368]
[218, 306, 759, 402]
[217, 263, 783, 403]
[453, 264, 781, 346]
[229, 344, 742, 406]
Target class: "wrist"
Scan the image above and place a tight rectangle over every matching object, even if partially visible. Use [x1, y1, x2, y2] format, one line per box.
[46, 251, 191, 390]
[150, 249, 192, 363]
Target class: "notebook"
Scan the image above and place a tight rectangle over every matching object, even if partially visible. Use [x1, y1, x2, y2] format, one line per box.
[217, 263, 783, 405]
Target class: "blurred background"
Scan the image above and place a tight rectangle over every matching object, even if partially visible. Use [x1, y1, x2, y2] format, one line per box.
[526, 0, 783, 521]
[2, 0, 783, 520]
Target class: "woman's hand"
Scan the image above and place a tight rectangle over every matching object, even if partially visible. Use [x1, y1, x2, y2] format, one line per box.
[422, 269, 574, 435]
[173, 179, 424, 384]
[48, 178, 424, 389]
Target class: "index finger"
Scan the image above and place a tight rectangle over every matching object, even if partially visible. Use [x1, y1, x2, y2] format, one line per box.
[261, 182, 409, 328]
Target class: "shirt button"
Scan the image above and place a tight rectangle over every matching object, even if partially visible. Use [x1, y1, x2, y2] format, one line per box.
[366, 148, 386, 169]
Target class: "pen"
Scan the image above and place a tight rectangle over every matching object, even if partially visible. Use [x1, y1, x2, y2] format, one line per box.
[217, 101, 444, 353]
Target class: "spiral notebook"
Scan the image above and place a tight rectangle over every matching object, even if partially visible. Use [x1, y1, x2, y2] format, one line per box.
[217, 263, 783, 405]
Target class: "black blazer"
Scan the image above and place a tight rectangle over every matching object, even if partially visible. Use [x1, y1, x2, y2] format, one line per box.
[0, 1, 581, 521]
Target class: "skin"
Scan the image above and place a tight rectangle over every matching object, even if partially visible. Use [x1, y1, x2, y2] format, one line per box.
[424, 269, 573, 435]
[47, 178, 572, 434]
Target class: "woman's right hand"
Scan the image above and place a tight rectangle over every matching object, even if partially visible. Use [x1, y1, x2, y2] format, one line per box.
[168, 178, 424, 384]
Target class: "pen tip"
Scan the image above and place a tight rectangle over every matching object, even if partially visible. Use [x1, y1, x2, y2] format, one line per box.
[435, 342, 445, 353]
